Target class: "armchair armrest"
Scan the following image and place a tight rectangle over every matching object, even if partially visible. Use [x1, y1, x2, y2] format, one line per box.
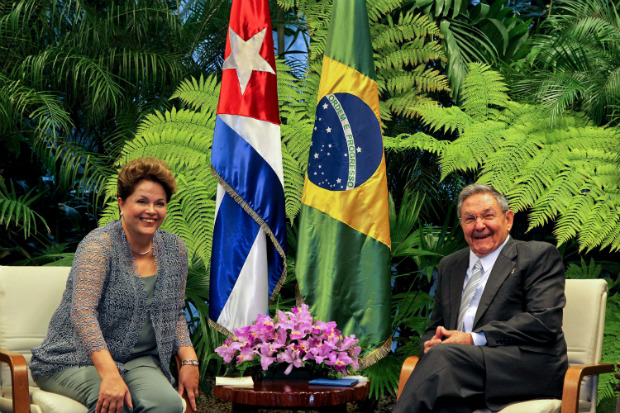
[397, 356, 420, 400]
[0, 348, 31, 413]
[174, 355, 195, 413]
[560, 363, 615, 413]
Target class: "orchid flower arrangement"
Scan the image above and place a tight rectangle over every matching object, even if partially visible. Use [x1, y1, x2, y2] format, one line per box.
[215, 304, 361, 376]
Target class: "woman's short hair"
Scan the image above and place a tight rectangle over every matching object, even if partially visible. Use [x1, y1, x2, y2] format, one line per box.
[117, 158, 177, 202]
[457, 184, 510, 217]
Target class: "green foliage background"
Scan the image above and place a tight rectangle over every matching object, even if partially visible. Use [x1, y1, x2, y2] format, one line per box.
[2, 0, 620, 409]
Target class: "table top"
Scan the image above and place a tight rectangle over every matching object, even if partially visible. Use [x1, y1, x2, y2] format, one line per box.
[214, 379, 370, 408]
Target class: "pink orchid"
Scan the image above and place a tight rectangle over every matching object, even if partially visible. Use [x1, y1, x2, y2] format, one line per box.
[236, 344, 256, 364]
[325, 351, 354, 373]
[277, 347, 303, 375]
[258, 342, 278, 370]
[232, 325, 255, 346]
[312, 320, 337, 335]
[305, 341, 335, 364]
[275, 313, 294, 331]
[214, 305, 362, 377]
[214, 342, 236, 363]
[338, 334, 359, 351]
[250, 314, 276, 341]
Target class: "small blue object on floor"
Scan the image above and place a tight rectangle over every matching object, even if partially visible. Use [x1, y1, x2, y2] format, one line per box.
[308, 378, 359, 387]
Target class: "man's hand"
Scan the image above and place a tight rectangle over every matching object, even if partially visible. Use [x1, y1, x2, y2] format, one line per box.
[438, 326, 474, 345]
[423, 326, 444, 353]
[423, 326, 474, 354]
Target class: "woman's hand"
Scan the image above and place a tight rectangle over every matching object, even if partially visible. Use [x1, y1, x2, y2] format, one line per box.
[96, 373, 132, 413]
[178, 364, 199, 411]
[89, 350, 133, 413]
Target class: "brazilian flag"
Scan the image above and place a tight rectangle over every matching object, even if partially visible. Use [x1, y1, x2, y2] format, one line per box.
[296, 0, 392, 367]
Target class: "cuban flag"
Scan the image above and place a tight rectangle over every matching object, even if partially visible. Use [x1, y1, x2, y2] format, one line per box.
[209, 0, 286, 333]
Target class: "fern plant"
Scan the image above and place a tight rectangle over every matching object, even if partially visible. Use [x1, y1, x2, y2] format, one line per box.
[99, 74, 220, 266]
[511, 0, 620, 126]
[0, 178, 49, 239]
[404, 0, 534, 100]
[407, 62, 620, 252]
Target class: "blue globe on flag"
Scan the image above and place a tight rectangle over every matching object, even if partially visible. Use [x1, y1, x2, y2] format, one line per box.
[308, 93, 383, 191]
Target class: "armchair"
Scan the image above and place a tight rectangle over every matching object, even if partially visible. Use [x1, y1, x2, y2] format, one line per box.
[616, 362, 620, 413]
[397, 278, 614, 413]
[0, 265, 192, 413]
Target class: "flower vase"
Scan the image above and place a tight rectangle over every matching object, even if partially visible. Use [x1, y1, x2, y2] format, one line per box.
[243, 366, 264, 382]
[263, 365, 328, 380]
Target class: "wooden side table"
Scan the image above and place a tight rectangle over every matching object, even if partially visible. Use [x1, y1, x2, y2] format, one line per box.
[214, 379, 370, 412]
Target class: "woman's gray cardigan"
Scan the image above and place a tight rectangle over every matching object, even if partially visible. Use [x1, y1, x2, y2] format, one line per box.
[30, 220, 193, 384]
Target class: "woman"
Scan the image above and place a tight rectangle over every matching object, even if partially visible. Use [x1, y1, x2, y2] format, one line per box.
[31, 157, 199, 413]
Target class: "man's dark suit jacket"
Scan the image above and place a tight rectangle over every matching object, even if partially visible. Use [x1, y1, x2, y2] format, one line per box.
[420, 237, 568, 409]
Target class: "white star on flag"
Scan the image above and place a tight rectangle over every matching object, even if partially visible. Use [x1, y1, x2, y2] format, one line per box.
[222, 27, 275, 94]
[314, 153, 319, 159]
[323, 103, 329, 109]
[326, 127, 332, 133]
[357, 147, 362, 153]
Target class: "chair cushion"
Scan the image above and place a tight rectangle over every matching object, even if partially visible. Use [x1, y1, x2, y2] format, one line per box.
[0, 395, 43, 413]
[1, 385, 86, 413]
[0, 266, 71, 387]
[31, 388, 88, 413]
[564, 279, 606, 366]
[473, 399, 561, 413]
[564, 279, 607, 406]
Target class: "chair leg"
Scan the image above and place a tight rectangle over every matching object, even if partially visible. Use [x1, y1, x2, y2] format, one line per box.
[0, 349, 31, 413]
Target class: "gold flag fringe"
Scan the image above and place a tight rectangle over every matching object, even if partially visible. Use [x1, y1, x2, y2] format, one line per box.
[359, 336, 392, 369]
[296, 283, 392, 370]
[208, 318, 233, 337]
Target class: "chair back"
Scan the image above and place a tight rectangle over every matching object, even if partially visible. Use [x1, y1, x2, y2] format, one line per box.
[0, 265, 71, 388]
[563, 278, 608, 413]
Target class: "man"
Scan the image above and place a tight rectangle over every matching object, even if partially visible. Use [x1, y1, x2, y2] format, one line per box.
[393, 184, 568, 413]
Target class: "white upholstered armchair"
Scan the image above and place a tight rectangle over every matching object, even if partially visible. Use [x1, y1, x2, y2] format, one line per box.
[0, 265, 191, 413]
[397, 278, 614, 413]
[0, 266, 87, 413]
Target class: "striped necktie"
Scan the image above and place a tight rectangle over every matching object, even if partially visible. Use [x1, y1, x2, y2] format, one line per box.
[457, 260, 483, 332]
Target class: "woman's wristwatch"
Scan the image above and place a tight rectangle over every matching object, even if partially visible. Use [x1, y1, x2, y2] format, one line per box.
[181, 359, 199, 366]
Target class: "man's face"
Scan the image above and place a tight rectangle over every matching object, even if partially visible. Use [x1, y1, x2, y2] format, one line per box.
[460, 192, 514, 258]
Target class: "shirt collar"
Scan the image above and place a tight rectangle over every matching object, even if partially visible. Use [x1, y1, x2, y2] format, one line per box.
[469, 235, 511, 272]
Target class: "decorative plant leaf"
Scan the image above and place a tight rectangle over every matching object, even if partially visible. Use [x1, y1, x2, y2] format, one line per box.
[408, 63, 620, 252]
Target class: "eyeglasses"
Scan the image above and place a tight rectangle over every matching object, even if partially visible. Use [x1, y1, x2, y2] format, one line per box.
[460, 212, 502, 226]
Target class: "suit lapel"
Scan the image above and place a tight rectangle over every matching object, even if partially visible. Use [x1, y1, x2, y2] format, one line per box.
[448, 251, 470, 330]
[473, 238, 518, 328]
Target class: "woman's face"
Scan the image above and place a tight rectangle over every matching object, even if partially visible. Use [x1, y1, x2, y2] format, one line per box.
[117, 179, 167, 241]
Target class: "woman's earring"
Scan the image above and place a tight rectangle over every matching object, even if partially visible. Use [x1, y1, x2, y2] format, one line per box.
[120, 211, 124, 217]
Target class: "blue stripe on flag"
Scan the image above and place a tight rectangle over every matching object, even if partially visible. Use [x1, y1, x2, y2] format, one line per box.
[211, 116, 286, 243]
[209, 192, 260, 321]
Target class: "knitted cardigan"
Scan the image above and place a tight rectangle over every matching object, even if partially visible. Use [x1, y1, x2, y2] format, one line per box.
[30, 220, 193, 384]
